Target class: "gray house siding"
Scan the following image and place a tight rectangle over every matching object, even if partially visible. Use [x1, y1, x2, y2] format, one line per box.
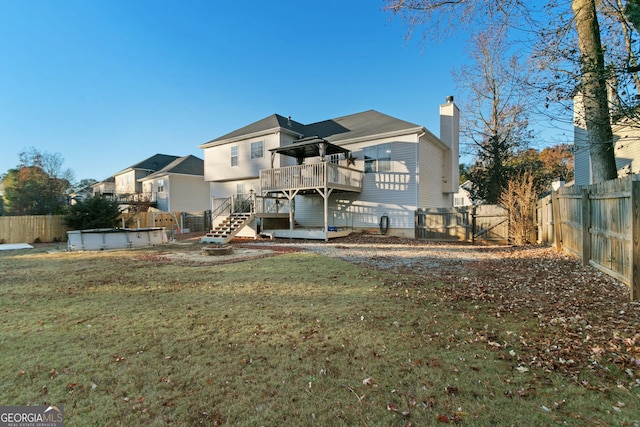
[572, 94, 640, 185]
[613, 123, 640, 176]
[417, 134, 448, 208]
[201, 105, 459, 238]
[293, 139, 420, 235]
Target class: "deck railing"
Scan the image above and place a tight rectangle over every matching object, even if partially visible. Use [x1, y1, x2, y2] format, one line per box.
[260, 163, 363, 193]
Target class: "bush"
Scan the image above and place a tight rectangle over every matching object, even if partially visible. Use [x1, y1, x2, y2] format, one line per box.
[499, 172, 537, 245]
[64, 196, 121, 230]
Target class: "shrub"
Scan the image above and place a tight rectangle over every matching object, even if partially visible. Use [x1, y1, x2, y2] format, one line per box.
[499, 172, 537, 245]
[64, 196, 121, 230]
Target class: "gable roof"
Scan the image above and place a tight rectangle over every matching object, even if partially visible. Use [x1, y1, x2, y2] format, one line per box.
[201, 110, 424, 147]
[140, 155, 204, 181]
[306, 110, 423, 143]
[115, 153, 181, 175]
[202, 114, 306, 145]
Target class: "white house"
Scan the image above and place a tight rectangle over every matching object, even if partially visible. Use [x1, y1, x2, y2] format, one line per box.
[139, 155, 210, 212]
[199, 97, 460, 241]
[91, 176, 115, 198]
[574, 96, 640, 186]
[112, 154, 180, 195]
[93, 153, 209, 213]
[454, 180, 474, 207]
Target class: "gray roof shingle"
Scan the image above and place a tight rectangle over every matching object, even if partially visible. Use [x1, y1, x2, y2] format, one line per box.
[205, 114, 306, 144]
[117, 153, 181, 175]
[204, 110, 423, 146]
[141, 155, 204, 180]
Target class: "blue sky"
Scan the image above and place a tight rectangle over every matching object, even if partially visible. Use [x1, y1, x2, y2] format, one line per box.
[0, 0, 471, 182]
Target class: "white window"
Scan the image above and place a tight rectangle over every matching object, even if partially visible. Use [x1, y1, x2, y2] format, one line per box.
[157, 179, 164, 193]
[236, 183, 245, 198]
[328, 153, 344, 164]
[231, 146, 238, 167]
[251, 141, 264, 159]
[364, 143, 392, 173]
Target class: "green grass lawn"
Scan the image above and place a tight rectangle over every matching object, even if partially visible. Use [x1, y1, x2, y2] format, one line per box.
[0, 244, 638, 426]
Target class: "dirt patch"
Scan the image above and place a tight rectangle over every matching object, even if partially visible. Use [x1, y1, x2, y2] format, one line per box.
[134, 241, 303, 265]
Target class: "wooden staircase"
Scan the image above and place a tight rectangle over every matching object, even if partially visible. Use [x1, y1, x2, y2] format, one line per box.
[200, 213, 254, 244]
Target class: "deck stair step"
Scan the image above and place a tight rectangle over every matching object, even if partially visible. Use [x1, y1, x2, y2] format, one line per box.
[200, 213, 254, 244]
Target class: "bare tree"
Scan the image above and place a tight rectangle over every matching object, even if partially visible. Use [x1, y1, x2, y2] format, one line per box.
[457, 30, 533, 203]
[384, 0, 623, 183]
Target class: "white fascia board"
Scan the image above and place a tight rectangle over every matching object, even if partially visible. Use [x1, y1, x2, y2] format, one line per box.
[421, 130, 449, 150]
[208, 175, 259, 183]
[335, 126, 426, 147]
[113, 167, 134, 176]
[138, 173, 170, 183]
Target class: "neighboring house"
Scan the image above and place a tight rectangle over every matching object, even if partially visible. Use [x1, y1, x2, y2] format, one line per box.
[91, 176, 116, 198]
[574, 96, 640, 185]
[93, 153, 209, 213]
[199, 97, 460, 240]
[138, 155, 210, 212]
[453, 180, 474, 207]
[113, 154, 180, 195]
[67, 185, 94, 205]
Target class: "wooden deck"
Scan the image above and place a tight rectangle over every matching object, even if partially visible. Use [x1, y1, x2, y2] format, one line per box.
[263, 228, 356, 240]
[260, 163, 363, 193]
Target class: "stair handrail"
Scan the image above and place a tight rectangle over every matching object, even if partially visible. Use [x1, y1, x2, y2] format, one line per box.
[210, 197, 232, 221]
[233, 193, 255, 214]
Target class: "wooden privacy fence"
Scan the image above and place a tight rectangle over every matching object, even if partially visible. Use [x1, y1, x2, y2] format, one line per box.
[0, 211, 212, 244]
[0, 215, 67, 244]
[415, 205, 509, 244]
[536, 175, 640, 301]
[119, 211, 211, 235]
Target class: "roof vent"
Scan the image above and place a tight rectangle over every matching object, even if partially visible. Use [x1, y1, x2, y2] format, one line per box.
[287, 116, 292, 127]
[446, 95, 454, 103]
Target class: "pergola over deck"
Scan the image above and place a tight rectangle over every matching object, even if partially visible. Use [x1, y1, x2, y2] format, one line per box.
[259, 137, 364, 240]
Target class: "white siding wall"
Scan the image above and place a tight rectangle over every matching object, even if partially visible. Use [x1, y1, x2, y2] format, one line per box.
[418, 134, 449, 207]
[209, 179, 260, 205]
[574, 95, 591, 186]
[573, 94, 640, 185]
[115, 170, 142, 194]
[613, 123, 640, 176]
[168, 175, 210, 212]
[203, 132, 299, 182]
[294, 136, 420, 232]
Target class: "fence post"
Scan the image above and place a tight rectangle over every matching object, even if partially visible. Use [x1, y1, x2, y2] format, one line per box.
[552, 190, 561, 251]
[631, 180, 640, 301]
[581, 188, 591, 268]
[471, 206, 476, 243]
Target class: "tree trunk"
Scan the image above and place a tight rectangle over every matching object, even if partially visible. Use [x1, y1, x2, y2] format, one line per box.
[572, 0, 618, 182]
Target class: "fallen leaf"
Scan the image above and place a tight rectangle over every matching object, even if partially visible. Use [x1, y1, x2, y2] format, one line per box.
[437, 414, 451, 423]
[445, 385, 458, 395]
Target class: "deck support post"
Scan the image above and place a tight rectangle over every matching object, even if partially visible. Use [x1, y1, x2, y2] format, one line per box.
[285, 189, 299, 231]
[317, 187, 334, 242]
